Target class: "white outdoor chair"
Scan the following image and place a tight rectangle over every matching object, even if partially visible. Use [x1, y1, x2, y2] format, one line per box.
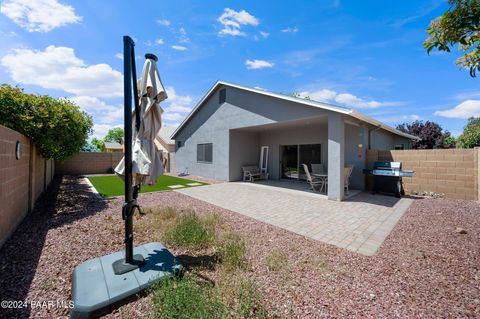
[302, 164, 325, 192]
[311, 163, 325, 174]
[344, 164, 354, 194]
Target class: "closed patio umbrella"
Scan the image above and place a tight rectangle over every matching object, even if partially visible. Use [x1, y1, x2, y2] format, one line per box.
[115, 54, 167, 186]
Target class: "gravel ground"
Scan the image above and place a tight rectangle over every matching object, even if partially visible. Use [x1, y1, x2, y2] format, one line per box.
[0, 176, 478, 318]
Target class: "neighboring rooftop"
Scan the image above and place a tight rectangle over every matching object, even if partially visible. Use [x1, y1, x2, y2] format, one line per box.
[157, 126, 176, 145]
[103, 142, 123, 149]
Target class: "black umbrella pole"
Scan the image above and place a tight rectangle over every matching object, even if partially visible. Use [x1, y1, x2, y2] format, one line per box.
[112, 36, 145, 275]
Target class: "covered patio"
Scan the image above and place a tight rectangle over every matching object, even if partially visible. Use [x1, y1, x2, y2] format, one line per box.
[229, 113, 368, 201]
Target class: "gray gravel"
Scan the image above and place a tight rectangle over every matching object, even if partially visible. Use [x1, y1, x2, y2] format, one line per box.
[0, 176, 478, 318]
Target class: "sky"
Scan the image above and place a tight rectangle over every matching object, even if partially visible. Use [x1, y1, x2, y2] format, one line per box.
[0, 0, 479, 139]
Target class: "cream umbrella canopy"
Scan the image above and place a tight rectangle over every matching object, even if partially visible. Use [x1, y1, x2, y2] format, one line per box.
[115, 54, 167, 185]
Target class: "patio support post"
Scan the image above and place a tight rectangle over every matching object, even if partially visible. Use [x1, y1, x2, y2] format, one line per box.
[328, 113, 345, 201]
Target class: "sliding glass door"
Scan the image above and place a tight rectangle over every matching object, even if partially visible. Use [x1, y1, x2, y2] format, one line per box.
[281, 145, 298, 179]
[281, 144, 321, 180]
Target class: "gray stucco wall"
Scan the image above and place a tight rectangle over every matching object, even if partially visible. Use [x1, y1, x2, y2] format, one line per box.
[370, 129, 412, 150]
[229, 130, 260, 181]
[175, 85, 330, 180]
[344, 124, 367, 190]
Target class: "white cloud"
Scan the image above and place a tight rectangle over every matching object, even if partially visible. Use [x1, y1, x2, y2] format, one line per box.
[178, 27, 190, 43]
[156, 19, 171, 27]
[165, 87, 193, 106]
[281, 26, 299, 33]
[259, 31, 269, 38]
[299, 89, 337, 102]
[162, 86, 193, 125]
[335, 93, 381, 108]
[378, 114, 421, 123]
[1, 45, 122, 97]
[92, 123, 122, 139]
[145, 38, 164, 46]
[114, 53, 123, 60]
[298, 89, 399, 109]
[163, 112, 184, 121]
[245, 59, 274, 69]
[0, 0, 81, 32]
[164, 103, 192, 113]
[218, 8, 259, 36]
[171, 45, 187, 51]
[69, 96, 123, 124]
[434, 100, 480, 119]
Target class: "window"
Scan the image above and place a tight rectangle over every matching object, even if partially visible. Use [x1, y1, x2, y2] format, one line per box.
[394, 144, 405, 150]
[177, 141, 183, 148]
[219, 88, 226, 104]
[197, 143, 213, 163]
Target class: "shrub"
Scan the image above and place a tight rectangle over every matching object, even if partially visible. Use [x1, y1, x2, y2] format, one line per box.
[165, 211, 215, 248]
[237, 279, 268, 319]
[217, 233, 246, 271]
[0, 84, 93, 160]
[151, 276, 226, 319]
[266, 250, 288, 272]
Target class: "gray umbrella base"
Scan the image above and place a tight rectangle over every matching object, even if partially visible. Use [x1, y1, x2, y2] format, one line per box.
[70, 242, 182, 319]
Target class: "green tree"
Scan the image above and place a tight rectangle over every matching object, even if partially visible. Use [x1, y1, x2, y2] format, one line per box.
[424, 0, 480, 77]
[444, 135, 457, 147]
[82, 142, 100, 152]
[0, 84, 93, 160]
[91, 137, 104, 150]
[457, 117, 480, 148]
[103, 127, 124, 144]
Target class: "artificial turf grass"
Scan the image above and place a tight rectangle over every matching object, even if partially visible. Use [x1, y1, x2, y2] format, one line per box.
[87, 175, 208, 198]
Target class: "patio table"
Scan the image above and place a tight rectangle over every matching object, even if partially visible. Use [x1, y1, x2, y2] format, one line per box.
[312, 173, 328, 193]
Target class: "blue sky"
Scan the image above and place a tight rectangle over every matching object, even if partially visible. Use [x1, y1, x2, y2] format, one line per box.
[0, 0, 479, 139]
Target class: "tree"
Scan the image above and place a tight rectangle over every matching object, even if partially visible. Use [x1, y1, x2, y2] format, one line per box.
[424, 0, 480, 77]
[444, 135, 457, 148]
[82, 142, 100, 152]
[103, 127, 124, 144]
[396, 120, 451, 149]
[0, 84, 93, 160]
[91, 137, 104, 150]
[457, 117, 480, 148]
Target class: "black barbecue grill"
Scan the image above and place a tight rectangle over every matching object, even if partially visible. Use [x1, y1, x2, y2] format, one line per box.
[363, 161, 414, 198]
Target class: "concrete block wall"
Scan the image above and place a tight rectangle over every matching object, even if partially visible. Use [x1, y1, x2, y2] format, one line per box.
[367, 149, 478, 200]
[0, 125, 54, 247]
[55, 152, 123, 175]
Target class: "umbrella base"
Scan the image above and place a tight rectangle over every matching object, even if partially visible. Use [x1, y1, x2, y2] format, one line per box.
[112, 254, 146, 275]
[70, 242, 182, 319]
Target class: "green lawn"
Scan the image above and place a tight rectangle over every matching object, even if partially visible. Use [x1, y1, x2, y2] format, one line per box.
[88, 175, 208, 198]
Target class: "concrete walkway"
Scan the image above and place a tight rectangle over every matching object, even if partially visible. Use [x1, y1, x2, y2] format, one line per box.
[175, 182, 414, 256]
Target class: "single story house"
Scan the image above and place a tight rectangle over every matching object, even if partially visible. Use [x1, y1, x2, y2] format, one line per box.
[103, 141, 123, 153]
[171, 81, 418, 200]
[154, 126, 176, 173]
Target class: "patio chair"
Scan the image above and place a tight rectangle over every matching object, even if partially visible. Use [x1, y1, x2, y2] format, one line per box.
[311, 163, 325, 174]
[242, 165, 268, 182]
[344, 164, 354, 194]
[302, 164, 325, 192]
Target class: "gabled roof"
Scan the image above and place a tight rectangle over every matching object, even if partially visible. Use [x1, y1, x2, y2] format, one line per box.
[171, 81, 420, 141]
[103, 142, 123, 149]
[157, 126, 176, 145]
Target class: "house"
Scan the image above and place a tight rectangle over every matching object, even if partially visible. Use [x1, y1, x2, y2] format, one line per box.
[103, 141, 123, 153]
[171, 81, 419, 200]
[154, 126, 176, 173]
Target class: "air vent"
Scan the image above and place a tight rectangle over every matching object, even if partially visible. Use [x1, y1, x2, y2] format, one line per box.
[219, 88, 226, 104]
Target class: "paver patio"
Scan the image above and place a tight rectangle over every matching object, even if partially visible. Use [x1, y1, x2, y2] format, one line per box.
[176, 182, 414, 255]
